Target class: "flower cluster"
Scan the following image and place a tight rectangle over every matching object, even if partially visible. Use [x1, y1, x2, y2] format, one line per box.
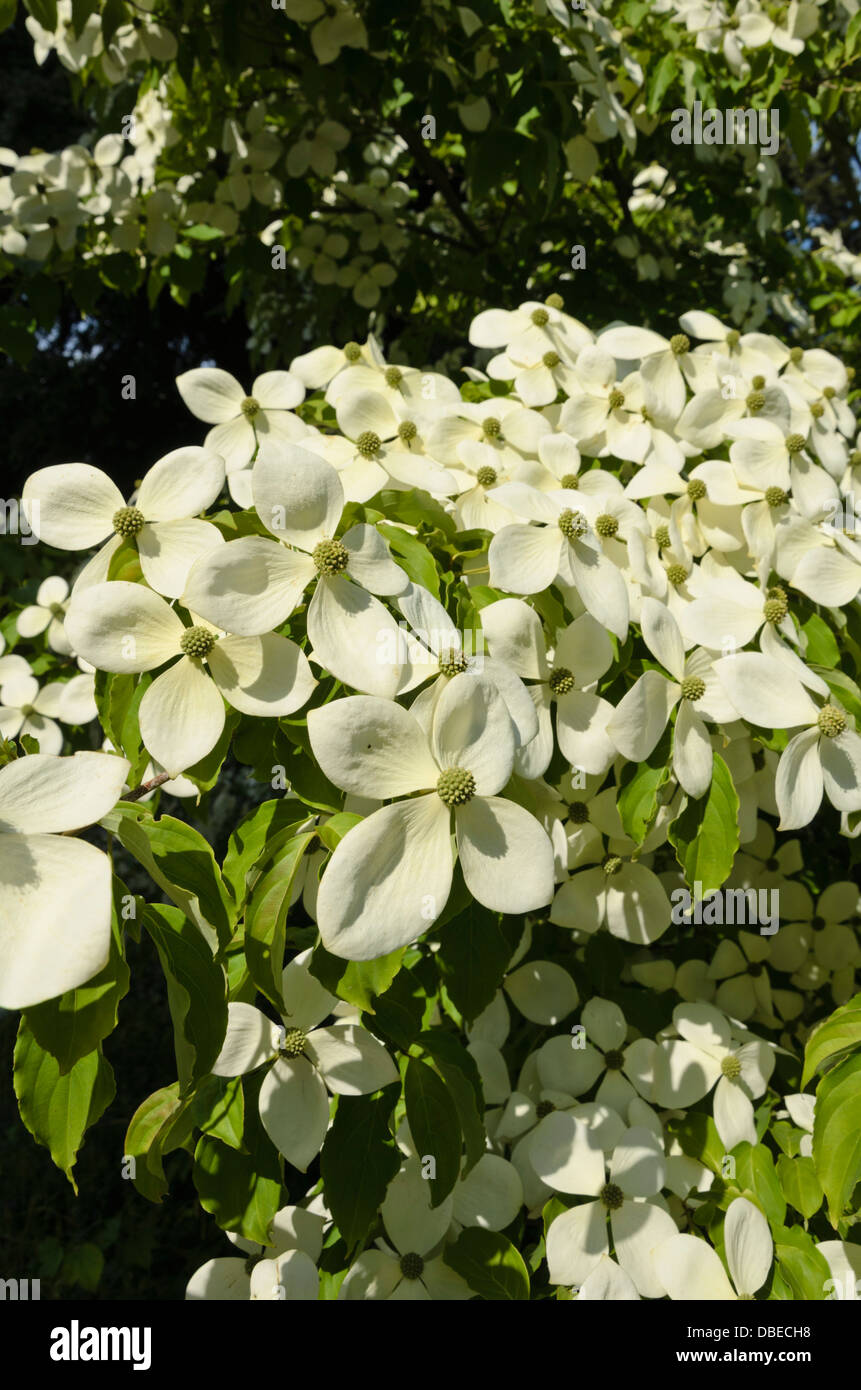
[5, 295, 861, 1300]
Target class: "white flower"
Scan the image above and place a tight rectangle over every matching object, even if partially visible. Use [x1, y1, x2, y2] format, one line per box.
[176, 367, 307, 478]
[211, 949, 398, 1170]
[307, 673, 555, 958]
[185, 1204, 326, 1300]
[16, 575, 73, 654]
[0, 751, 129, 1008]
[22, 449, 226, 598]
[65, 580, 315, 776]
[541, 1122, 677, 1297]
[655, 1197, 773, 1299]
[182, 445, 410, 697]
[339, 1160, 471, 1300]
[652, 1003, 775, 1150]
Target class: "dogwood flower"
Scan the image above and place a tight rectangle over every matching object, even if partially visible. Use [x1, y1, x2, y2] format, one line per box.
[0, 750, 129, 1008]
[176, 366, 307, 475]
[655, 1197, 773, 1299]
[211, 948, 398, 1170]
[16, 575, 73, 653]
[541, 1122, 677, 1296]
[181, 445, 410, 697]
[65, 580, 315, 776]
[307, 673, 555, 958]
[22, 449, 226, 597]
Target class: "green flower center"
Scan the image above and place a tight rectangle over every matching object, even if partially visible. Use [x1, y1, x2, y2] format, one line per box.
[812, 915, 826, 931]
[817, 704, 846, 738]
[535, 1099, 556, 1119]
[670, 333, 690, 356]
[810, 402, 825, 420]
[686, 479, 706, 501]
[666, 563, 687, 587]
[765, 486, 788, 508]
[476, 465, 498, 487]
[545, 293, 564, 309]
[763, 586, 788, 624]
[559, 508, 589, 541]
[561, 473, 579, 489]
[603, 856, 623, 877]
[357, 430, 382, 458]
[180, 625, 218, 658]
[603, 1049, 625, 1071]
[851, 451, 861, 468]
[313, 538, 349, 575]
[753, 750, 766, 771]
[399, 1252, 425, 1281]
[789, 347, 804, 365]
[569, 800, 589, 824]
[746, 391, 765, 413]
[438, 650, 468, 677]
[726, 330, 740, 348]
[595, 514, 619, 538]
[398, 420, 417, 443]
[481, 416, 501, 439]
[20, 703, 35, 717]
[747, 961, 764, 977]
[344, 341, 362, 362]
[384, 367, 403, 389]
[721, 1055, 742, 1080]
[823, 387, 835, 400]
[680, 675, 706, 701]
[437, 766, 476, 807]
[608, 388, 625, 410]
[531, 308, 549, 326]
[751, 375, 766, 390]
[655, 525, 670, 549]
[599, 1182, 624, 1211]
[785, 433, 806, 454]
[549, 666, 575, 695]
[542, 351, 560, 368]
[240, 396, 261, 420]
[278, 1027, 307, 1058]
[112, 506, 146, 538]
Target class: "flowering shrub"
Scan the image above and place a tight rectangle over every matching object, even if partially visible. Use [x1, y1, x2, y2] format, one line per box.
[3, 295, 861, 1301]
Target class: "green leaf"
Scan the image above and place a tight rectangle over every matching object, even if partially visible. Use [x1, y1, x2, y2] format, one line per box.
[418, 1028, 485, 1175]
[316, 811, 363, 850]
[101, 0, 127, 47]
[222, 797, 309, 909]
[23, 876, 131, 1072]
[24, 0, 57, 28]
[434, 903, 521, 1022]
[668, 753, 739, 896]
[443, 1227, 529, 1300]
[776, 1154, 822, 1219]
[184, 223, 227, 241]
[802, 992, 861, 1087]
[376, 522, 439, 596]
[319, 1084, 401, 1253]
[14, 1026, 115, 1192]
[60, 1243, 104, 1292]
[193, 1076, 246, 1152]
[310, 941, 405, 1012]
[646, 52, 678, 113]
[245, 833, 315, 1010]
[772, 1224, 831, 1300]
[664, 1112, 724, 1174]
[733, 1143, 786, 1227]
[142, 904, 228, 1093]
[93, 671, 150, 785]
[123, 1084, 184, 1203]
[103, 803, 235, 950]
[801, 613, 840, 669]
[192, 1073, 282, 1243]
[404, 1058, 462, 1206]
[812, 1053, 861, 1226]
[616, 722, 672, 843]
[0, 0, 18, 33]
[364, 965, 427, 1050]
